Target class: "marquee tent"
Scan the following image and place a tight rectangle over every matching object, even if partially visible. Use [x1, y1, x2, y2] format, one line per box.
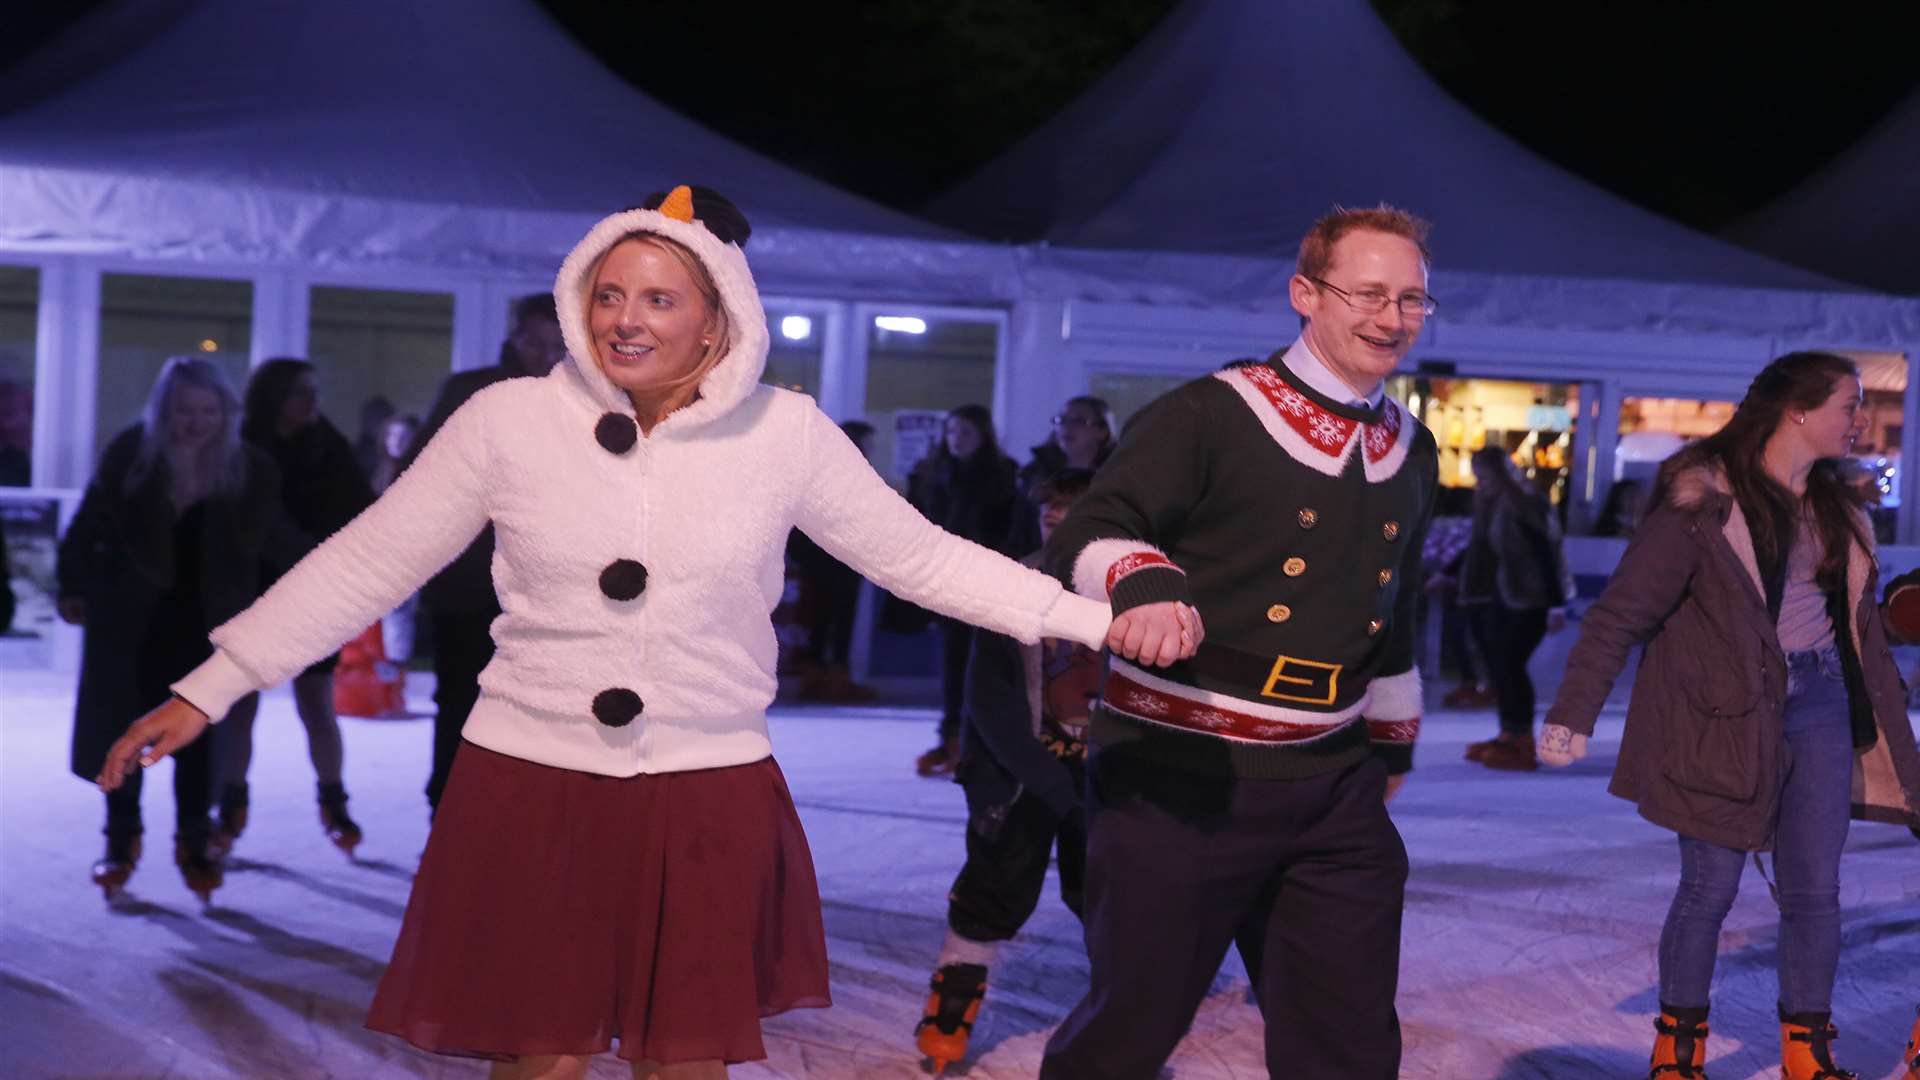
[0, 0, 1028, 487]
[924, 0, 1920, 534]
[1725, 89, 1920, 296]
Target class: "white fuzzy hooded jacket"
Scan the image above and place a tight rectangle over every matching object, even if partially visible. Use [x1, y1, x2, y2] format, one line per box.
[173, 199, 1112, 777]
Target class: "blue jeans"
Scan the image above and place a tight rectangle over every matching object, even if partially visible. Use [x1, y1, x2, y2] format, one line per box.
[1657, 644, 1854, 1013]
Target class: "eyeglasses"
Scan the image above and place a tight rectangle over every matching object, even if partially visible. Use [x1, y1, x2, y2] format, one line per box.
[1309, 277, 1437, 319]
[1052, 413, 1104, 430]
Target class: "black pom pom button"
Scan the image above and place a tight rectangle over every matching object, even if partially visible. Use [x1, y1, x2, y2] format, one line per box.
[600, 559, 648, 600]
[595, 413, 638, 454]
[592, 688, 644, 727]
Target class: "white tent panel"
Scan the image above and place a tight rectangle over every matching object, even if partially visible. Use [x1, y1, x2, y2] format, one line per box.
[1727, 89, 1920, 295]
[933, 0, 1841, 291]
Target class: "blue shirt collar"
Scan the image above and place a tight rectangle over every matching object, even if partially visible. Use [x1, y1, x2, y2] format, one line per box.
[1282, 336, 1385, 409]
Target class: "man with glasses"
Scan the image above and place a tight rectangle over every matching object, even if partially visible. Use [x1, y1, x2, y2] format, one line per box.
[1041, 206, 1440, 1079]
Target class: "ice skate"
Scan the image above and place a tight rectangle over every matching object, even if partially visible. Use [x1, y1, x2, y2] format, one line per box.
[1477, 733, 1538, 771]
[915, 739, 960, 778]
[1647, 1005, 1710, 1078]
[915, 962, 986, 1075]
[1779, 1009, 1857, 1080]
[209, 782, 248, 859]
[174, 830, 223, 904]
[318, 782, 362, 858]
[89, 829, 142, 901]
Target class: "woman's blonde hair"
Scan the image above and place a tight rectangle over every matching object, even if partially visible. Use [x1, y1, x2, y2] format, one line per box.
[581, 232, 733, 408]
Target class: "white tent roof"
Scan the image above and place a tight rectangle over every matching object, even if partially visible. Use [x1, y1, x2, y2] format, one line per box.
[931, 0, 1841, 292]
[1726, 89, 1920, 295]
[0, 0, 965, 281]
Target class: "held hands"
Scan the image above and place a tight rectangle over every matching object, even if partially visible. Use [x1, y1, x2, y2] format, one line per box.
[97, 697, 211, 791]
[1537, 723, 1587, 767]
[1107, 601, 1205, 667]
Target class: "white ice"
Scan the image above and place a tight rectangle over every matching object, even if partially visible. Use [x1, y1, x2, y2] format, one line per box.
[2, 669, 1915, 1079]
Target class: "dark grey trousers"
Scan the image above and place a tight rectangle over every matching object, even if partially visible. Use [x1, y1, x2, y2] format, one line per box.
[1041, 748, 1408, 1080]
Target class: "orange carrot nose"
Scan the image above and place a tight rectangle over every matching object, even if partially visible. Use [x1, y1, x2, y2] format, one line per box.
[658, 185, 695, 222]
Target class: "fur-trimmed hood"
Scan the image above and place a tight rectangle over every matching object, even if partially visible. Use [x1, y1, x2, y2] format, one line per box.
[552, 203, 770, 431]
[1661, 461, 1734, 514]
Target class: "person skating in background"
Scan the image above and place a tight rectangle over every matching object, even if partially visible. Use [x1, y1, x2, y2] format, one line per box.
[1420, 485, 1496, 708]
[403, 293, 566, 817]
[213, 357, 377, 856]
[915, 467, 1101, 1074]
[789, 419, 878, 702]
[368, 412, 420, 496]
[907, 404, 1020, 776]
[59, 357, 310, 901]
[1004, 395, 1117, 555]
[1540, 350, 1920, 1080]
[1458, 445, 1572, 771]
[351, 394, 396, 479]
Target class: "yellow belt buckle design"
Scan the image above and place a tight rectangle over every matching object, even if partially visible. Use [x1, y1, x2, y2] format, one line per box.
[1261, 654, 1342, 705]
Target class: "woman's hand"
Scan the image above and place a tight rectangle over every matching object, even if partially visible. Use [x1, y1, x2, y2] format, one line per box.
[97, 697, 211, 791]
[57, 597, 87, 625]
[1108, 602, 1204, 667]
[1537, 723, 1587, 766]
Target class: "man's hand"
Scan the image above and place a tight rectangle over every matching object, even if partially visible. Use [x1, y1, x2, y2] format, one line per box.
[98, 697, 211, 790]
[1108, 601, 1204, 667]
[1537, 723, 1588, 767]
[57, 597, 87, 625]
[1384, 774, 1406, 803]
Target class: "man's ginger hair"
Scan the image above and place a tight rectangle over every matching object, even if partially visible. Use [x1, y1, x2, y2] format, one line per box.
[1295, 204, 1433, 281]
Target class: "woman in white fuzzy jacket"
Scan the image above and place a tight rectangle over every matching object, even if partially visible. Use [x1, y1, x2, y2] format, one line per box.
[99, 186, 1142, 1080]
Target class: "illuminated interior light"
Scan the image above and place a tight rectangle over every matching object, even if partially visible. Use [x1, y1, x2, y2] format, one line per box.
[780, 315, 812, 341]
[873, 315, 927, 334]
[199, 338, 219, 352]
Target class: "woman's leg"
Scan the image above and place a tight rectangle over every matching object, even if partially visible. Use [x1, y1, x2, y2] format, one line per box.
[489, 1055, 590, 1080]
[1657, 834, 1746, 1009]
[1772, 653, 1854, 1014]
[213, 690, 259, 789]
[631, 1060, 726, 1079]
[292, 668, 345, 784]
[1495, 606, 1549, 738]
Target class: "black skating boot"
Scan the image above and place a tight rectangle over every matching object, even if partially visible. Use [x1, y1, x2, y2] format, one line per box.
[317, 781, 362, 857]
[90, 824, 143, 900]
[174, 825, 223, 904]
[209, 782, 248, 859]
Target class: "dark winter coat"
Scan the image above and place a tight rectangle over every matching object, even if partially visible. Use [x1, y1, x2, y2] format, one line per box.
[1545, 465, 1920, 850]
[402, 364, 525, 615]
[958, 554, 1089, 822]
[909, 450, 1019, 553]
[248, 416, 375, 542]
[1458, 486, 1572, 611]
[57, 426, 311, 779]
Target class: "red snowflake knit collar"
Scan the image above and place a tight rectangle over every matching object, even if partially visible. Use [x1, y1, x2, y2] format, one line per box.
[1212, 362, 1414, 482]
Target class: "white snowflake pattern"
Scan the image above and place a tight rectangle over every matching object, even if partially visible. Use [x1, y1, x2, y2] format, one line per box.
[1308, 413, 1350, 447]
[1188, 709, 1236, 731]
[1252, 721, 1307, 739]
[1271, 386, 1313, 417]
[1125, 692, 1172, 718]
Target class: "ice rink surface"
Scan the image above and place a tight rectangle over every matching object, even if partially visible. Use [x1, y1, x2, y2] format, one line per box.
[3, 670, 1915, 1079]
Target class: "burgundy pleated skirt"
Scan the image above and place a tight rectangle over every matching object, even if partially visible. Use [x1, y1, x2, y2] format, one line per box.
[366, 742, 830, 1065]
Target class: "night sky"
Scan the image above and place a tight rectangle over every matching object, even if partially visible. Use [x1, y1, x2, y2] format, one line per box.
[9, 1, 1919, 235]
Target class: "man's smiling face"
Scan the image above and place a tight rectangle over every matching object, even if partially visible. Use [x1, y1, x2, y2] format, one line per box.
[1293, 229, 1430, 398]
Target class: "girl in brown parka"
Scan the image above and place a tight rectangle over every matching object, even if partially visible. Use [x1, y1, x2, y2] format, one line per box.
[1540, 351, 1920, 1080]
